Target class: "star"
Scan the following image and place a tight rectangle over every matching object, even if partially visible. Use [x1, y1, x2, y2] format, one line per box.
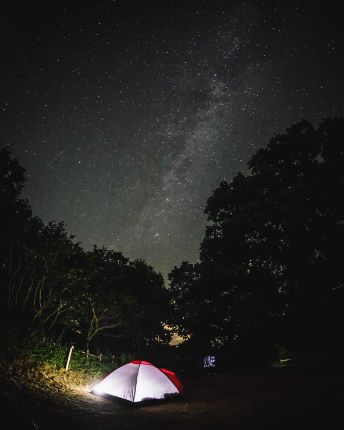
[1, 0, 343, 280]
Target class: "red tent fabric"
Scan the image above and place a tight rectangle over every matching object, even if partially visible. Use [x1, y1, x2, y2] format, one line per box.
[159, 367, 184, 394]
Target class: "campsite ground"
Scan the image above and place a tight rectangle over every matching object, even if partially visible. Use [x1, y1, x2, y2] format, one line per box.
[0, 361, 343, 430]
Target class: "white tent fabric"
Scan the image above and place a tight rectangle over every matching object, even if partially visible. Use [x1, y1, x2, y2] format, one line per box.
[92, 361, 181, 402]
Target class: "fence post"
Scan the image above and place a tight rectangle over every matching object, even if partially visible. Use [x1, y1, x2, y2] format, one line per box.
[65, 345, 74, 372]
[99, 353, 102, 362]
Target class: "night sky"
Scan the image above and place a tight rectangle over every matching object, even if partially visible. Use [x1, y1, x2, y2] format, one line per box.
[1, 0, 343, 279]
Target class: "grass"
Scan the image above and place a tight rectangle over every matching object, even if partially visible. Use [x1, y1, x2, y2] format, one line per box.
[0, 334, 127, 376]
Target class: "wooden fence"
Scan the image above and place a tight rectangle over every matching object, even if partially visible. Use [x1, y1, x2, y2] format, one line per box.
[64, 345, 117, 371]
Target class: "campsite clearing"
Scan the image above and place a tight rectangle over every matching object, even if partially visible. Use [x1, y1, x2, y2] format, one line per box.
[0, 361, 342, 430]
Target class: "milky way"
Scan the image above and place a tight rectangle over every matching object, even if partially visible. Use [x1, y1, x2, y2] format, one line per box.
[1, 0, 343, 279]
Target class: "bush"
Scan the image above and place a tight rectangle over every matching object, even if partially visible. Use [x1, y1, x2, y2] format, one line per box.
[0, 330, 131, 377]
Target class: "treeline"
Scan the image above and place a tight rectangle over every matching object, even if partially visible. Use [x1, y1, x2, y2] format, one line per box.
[2, 117, 344, 368]
[169, 118, 344, 366]
[0, 146, 171, 353]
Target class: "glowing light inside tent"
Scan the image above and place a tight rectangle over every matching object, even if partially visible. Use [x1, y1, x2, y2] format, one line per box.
[134, 362, 178, 401]
[91, 361, 182, 402]
[92, 384, 105, 396]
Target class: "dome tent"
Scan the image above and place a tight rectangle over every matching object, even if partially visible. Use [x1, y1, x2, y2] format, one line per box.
[92, 360, 183, 403]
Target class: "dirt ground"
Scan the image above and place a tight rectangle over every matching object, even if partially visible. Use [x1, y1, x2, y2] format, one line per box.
[0, 362, 343, 430]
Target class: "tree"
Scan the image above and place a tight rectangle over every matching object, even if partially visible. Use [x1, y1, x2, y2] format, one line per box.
[171, 118, 344, 360]
[122, 258, 172, 350]
[0, 146, 31, 307]
[0, 146, 172, 355]
[67, 247, 172, 353]
[6, 217, 84, 335]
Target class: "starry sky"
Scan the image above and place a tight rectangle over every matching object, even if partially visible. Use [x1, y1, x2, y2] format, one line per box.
[1, 0, 344, 280]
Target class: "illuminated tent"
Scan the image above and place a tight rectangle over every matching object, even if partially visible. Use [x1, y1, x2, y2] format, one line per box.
[92, 360, 183, 402]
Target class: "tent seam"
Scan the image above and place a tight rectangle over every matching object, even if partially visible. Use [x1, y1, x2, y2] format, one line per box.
[132, 362, 140, 402]
[158, 368, 182, 393]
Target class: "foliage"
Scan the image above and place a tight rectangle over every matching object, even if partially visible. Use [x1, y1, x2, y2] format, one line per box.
[0, 329, 130, 376]
[0, 146, 32, 302]
[169, 118, 344, 361]
[0, 146, 171, 355]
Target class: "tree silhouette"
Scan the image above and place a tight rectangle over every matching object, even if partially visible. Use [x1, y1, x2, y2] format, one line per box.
[0, 146, 31, 307]
[0, 147, 171, 354]
[170, 118, 344, 361]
